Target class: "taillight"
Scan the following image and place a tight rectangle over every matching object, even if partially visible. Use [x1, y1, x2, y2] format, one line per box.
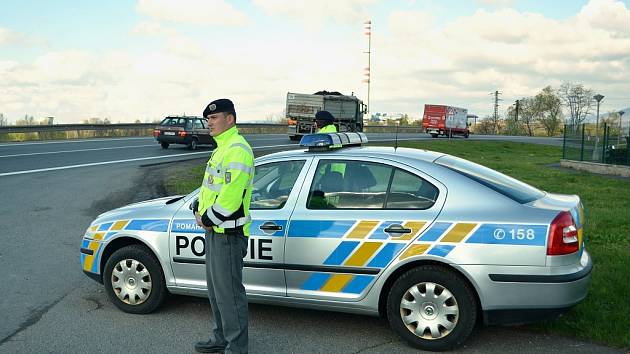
[547, 211, 579, 255]
[153, 129, 160, 137]
[288, 118, 297, 126]
[178, 131, 187, 137]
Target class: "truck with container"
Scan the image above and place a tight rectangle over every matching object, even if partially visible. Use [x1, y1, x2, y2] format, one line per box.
[422, 104, 470, 138]
[286, 91, 366, 141]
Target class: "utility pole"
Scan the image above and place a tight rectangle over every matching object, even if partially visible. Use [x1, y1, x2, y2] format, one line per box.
[515, 99, 520, 122]
[490, 90, 502, 134]
[363, 20, 371, 116]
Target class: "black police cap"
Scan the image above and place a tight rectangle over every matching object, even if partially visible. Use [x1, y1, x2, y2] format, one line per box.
[315, 110, 334, 122]
[203, 98, 235, 117]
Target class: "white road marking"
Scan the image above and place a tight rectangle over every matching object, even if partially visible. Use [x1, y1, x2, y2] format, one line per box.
[0, 144, 157, 158]
[0, 137, 153, 147]
[0, 144, 298, 177]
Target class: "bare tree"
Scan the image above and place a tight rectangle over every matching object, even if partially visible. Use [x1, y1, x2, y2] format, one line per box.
[535, 86, 563, 137]
[476, 115, 500, 135]
[558, 82, 594, 128]
[16, 114, 35, 125]
[0, 113, 7, 126]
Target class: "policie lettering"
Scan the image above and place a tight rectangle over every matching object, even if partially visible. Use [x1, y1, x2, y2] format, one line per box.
[175, 236, 273, 260]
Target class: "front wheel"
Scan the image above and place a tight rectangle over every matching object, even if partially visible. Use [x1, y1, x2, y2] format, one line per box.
[103, 245, 167, 314]
[430, 134, 438, 139]
[386, 265, 477, 351]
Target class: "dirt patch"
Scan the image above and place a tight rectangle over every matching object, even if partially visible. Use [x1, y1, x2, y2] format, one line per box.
[88, 158, 206, 218]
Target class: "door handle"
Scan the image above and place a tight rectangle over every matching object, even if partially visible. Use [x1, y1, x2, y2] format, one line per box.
[260, 222, 283, 231]
[384, 225, 412, 234]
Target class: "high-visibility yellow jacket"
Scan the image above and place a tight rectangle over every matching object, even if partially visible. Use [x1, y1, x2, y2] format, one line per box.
[316, 124, 345, 175]
[317, 124, 337, 133]
[199, 126, 254, 235]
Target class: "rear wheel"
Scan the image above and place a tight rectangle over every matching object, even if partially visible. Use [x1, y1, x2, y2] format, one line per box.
[289, 135, 300, 141]
[160, 142, 169, 149]
[386, 265, 477, 351]
[103, 245, 167, 314]
[430, 134, 438, 139]
[189, 138, 198, 150]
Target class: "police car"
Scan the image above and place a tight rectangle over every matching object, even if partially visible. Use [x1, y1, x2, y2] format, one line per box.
[81, 133, 591, 351]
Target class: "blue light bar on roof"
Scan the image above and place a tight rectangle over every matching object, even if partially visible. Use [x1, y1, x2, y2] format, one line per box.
[299, 132, 368, 150]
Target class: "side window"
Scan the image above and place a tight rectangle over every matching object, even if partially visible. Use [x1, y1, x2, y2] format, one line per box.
[193, 119, 204, 129]
[386, 169, 439, 209]
[307, 160, 392, 209]
[251, 160, 306, 210]
[199, 119, 208, 129]
[185, 119, 194, 129]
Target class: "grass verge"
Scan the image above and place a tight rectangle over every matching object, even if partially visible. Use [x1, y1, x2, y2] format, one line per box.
[165, 140, 630, 349]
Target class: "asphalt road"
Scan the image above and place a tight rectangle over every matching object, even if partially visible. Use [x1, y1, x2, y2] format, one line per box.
[0, 133, 616, 354]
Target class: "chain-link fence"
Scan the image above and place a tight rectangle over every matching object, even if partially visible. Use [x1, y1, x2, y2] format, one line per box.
[563, 123, 629, 166]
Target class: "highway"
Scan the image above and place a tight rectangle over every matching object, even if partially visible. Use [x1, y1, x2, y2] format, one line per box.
[0, 133, 561, 176]
[2, 133, 614, 354]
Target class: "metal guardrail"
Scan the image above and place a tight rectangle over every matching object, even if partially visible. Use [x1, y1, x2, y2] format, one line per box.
[0, 123, 286, 134]
[0, 123, 426, 134]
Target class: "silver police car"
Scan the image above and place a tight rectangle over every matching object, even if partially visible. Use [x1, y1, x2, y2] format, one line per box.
[81, 133, 591, 351]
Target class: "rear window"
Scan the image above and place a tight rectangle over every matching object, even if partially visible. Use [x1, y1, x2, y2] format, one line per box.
[435, 155, 544, 204]
[160, 117, 187, 126]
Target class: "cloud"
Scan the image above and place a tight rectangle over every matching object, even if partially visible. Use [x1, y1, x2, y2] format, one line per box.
[0, 26, 46, 47]
[576, 0, 630, 36]
[135, 0, 250, 27]
[3, 0, 630, 123]
[131, 21, 176, 37]
[476, 0, 515, 8]
[366, 0, 630, 117]
[252, 0, 375, 29]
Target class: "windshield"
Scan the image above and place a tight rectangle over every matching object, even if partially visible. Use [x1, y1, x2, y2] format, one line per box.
[435, 155, 544, 204]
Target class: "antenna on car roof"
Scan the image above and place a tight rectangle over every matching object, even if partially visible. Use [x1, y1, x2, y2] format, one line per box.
[394, 124, 399, 150]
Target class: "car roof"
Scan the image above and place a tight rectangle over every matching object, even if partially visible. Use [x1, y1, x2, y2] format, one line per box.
[260, 146, 446, 163]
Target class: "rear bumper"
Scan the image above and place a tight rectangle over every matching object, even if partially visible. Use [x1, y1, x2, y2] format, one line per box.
[156, 135, 191, 144]
[462, 250, 592, 324]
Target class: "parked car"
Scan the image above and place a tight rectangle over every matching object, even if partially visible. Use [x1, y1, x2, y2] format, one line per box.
[153, 116, 216, 150]
[81, 133, 591, 351]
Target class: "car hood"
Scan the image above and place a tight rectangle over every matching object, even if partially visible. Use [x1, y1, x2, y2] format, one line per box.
[92, 195, 185, 225]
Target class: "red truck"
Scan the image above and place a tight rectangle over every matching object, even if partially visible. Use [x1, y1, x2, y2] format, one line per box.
[422, 104, 470, 138]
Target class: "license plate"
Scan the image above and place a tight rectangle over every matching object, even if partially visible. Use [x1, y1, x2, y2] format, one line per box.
[164, 131, 176, 136]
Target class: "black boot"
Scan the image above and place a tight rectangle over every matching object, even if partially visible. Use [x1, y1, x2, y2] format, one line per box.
[194, 340, 226, 353]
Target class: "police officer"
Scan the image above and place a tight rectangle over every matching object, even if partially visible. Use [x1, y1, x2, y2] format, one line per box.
[193, 98, 254, 354]
[314, 110, 337, 133]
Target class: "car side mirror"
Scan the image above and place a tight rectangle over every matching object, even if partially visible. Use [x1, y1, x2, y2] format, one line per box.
[189, 198, 199, 211]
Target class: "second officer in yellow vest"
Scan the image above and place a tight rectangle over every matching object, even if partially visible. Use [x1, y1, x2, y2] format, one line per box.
[193, 98, 254, 354]
[314, 110, 337, 133]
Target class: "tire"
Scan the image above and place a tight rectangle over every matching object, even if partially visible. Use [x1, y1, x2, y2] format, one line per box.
[103, 245, 167, 314]
[386, 265, 477, 351]
[464, 132, 469, 139]
[289, 135, 300, 141]
[160, 142, 169, 149]
[431, 134, 438, 139]
[189, 138, 198, 150]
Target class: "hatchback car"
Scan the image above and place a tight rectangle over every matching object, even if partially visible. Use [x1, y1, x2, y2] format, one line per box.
[153, 116, 216, 150]
[81, 133, 591, 351]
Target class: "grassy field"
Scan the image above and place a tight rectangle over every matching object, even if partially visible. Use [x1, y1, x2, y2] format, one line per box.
[166, 140, 630, 349]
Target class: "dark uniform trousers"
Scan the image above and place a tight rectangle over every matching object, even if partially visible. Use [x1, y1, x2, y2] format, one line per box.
[205, 230, 249, 354]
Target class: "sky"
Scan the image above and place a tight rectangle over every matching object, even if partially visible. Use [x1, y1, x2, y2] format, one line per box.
[1, 0, 630, 124]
